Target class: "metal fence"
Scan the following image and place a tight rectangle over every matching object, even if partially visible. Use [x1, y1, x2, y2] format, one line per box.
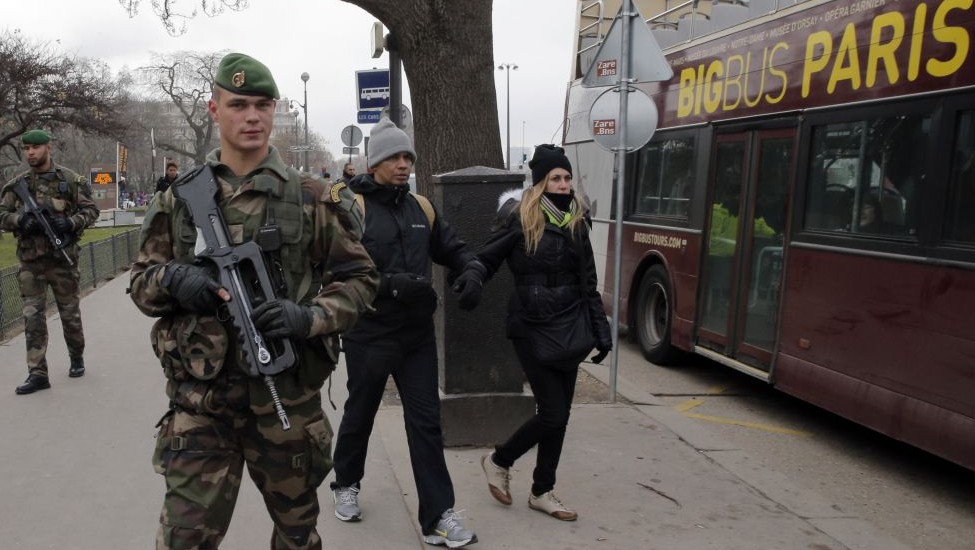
[0, 228, 140, 340]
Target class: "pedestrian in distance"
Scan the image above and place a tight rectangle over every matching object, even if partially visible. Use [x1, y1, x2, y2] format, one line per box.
[128, 52, 379, 550]
[451, 144, 613, 522]
[156, 160, 179, 194]
[0, 129, 100, 394]
[337, 162, 356, 184]
[329, 117, 479, 548]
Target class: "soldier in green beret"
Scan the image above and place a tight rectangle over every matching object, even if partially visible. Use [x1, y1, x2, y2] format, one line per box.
[129, 52, 379, 550]
[0, 129, 99, 394]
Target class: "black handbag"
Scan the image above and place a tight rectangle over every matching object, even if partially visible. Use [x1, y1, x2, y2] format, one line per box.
[522, 300, 596, 368]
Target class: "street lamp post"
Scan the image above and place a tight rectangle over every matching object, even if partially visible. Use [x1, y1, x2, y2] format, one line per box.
[521, 120, 526, 168]
[498, 63, 517, 171]
[301, 72, 310, 171]
[291, 108, 300, 167]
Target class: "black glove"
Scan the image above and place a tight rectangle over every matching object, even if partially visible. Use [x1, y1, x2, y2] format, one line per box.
[380, 273, 437, 304]
[451, 260, 487, 311]
[251, 299, 314, 340]
[49, 215, 74, 235]
[18, 214, 40, 235]
[162, 262, 225, 314]
[591, 314, 613, 364]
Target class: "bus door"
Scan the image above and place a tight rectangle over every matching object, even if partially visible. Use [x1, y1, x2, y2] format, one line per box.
[697, 128, 795, 372]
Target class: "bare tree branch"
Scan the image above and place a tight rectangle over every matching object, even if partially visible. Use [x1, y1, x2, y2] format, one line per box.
[137, 50, 225, 164]
[117, 0, 249, 36]
[0, 30, 130, 153]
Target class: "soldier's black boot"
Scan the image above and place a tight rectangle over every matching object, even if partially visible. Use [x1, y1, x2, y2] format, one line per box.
[15, 374, 51, 395]
[68, 357, 85, 378]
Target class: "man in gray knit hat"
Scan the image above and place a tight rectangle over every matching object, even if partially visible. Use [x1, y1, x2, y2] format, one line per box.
[331, 117, 479, 548]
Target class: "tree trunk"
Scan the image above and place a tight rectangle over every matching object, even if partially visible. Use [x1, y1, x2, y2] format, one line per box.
[344, 0, 504, 193]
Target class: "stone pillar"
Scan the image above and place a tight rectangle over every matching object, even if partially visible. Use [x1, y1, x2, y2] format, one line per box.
[429, 166, 535, 447]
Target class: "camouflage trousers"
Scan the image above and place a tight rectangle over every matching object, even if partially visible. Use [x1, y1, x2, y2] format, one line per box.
[152, 392, 334, 550]
[18, 256, 84, 377]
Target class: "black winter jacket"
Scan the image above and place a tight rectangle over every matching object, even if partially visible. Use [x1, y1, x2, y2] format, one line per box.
[344, 174, 472, 341]
[474, 195, 612, 349]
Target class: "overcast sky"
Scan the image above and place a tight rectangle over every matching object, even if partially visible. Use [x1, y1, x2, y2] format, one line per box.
[4, 0, 577, 162]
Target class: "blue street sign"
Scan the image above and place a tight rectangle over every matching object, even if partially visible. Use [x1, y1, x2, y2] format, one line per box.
[356, 69, 390, 111]
[357, 110, 382, 124]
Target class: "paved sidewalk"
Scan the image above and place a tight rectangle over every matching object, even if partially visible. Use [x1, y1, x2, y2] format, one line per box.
[0, 274, 912, 549]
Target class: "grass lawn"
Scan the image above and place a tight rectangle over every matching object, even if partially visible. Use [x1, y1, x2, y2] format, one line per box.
[0, 226, 137, 270]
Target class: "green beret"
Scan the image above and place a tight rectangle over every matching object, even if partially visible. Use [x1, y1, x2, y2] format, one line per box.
[21, 130, 51, 145]
[214, 53, 279, 99]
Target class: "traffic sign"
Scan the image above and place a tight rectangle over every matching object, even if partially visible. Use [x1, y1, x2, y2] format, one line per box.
[581, 3, 672, 88]
[357, 110, 382, 124]
[588, 86, 658, 152]
[356, 69, 390, 111]
[341, 125, 363, 147]
[288, 145, 314, 152]
[380, 105, 412, 130]
[342, 147, 360, 155]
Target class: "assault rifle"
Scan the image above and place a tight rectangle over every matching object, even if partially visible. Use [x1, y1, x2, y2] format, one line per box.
[172, 165, 297, 430]
[11, 177, 74, 266]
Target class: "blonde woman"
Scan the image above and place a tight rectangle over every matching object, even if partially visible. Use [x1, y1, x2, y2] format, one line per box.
[452, 144, 612, 521]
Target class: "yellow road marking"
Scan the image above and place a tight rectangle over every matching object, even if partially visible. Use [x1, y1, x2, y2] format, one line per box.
[672, 384, 811, 437]
[673, 384, 730, 412]
[674, 398, 704, 413]
[683, 412, 811, 437]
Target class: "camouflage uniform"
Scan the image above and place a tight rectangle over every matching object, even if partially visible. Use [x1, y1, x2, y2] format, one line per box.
[129, 146, 378, 550]
[0, 165, 99, 378]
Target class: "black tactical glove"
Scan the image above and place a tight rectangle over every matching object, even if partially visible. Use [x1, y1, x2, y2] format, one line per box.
[452, 260, 487, 311]
[380, 273, 437, 305]
[162, 262, 225, 314]
[49, 215, 74, 235]
[18, 214, 40, 236]
[251, 299, 314, 340]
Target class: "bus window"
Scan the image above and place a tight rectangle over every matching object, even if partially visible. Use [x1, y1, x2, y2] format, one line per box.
[633, 137, 694, 218]
[804, 115, 927, 239]
[946, 111, 975, 244]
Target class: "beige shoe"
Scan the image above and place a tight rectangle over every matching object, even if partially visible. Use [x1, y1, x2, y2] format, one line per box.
[528, 490, 578, 521]
[481, 452, 512, 505]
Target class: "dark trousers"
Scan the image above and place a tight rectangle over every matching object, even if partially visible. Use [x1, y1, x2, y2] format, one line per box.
[493, 338, 578, 496]
[331, 330, 455, 534]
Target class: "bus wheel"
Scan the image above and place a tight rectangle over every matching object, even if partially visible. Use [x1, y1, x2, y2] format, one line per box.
[635, 265, 679, 365]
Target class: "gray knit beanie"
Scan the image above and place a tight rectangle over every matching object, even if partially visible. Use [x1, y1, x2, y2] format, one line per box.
[368, 117, 416, 168]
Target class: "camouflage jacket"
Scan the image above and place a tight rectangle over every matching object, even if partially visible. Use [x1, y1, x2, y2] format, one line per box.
[129, 147, 378, 414]
[0, 164, 99, 262]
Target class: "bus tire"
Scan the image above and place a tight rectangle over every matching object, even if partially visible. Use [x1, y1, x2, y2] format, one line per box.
[635, 265, 680, 365]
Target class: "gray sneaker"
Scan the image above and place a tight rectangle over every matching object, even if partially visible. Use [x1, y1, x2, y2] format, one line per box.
[332, 486, 361, 522]
[423, 508, 477, 548]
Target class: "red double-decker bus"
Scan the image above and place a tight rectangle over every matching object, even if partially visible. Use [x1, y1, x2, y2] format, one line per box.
[566, 0, 975, 469]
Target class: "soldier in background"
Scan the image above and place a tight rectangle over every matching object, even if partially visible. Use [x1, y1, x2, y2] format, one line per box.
[0, 129, 99, 395]
[129, 52, 378, 550]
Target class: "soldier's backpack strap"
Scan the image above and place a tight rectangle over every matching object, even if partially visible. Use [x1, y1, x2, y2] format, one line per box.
[352, 191, 435, 228]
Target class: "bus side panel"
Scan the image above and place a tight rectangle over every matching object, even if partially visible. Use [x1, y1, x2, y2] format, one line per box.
[620, 224, 703, 350]
[777, 247, 975, 421]
[775, 353, 975, 471]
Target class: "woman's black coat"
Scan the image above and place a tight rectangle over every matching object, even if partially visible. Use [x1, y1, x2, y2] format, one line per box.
[473, 197, 612, 350]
